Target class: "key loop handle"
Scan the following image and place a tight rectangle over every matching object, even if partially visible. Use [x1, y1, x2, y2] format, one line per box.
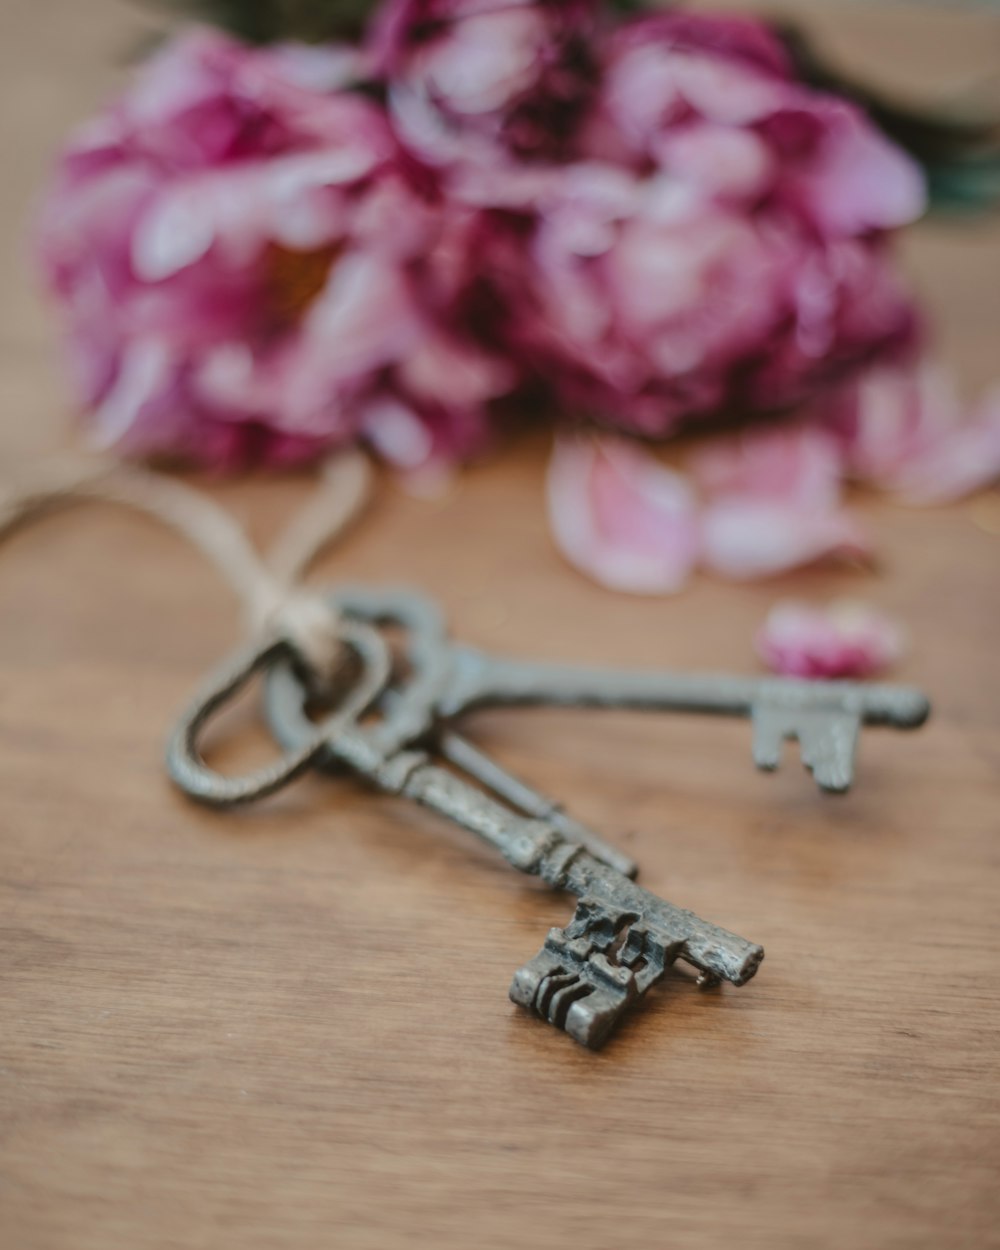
[166, 618, 393, 807]
[264, 585, 452, 760]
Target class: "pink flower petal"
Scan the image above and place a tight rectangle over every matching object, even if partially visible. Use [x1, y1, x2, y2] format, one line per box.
[689, 420, 844, 508]
[792, 101, 927, 236]
[825, 360, 1000, 503]
[702, 497, 870, 581]
[90, 337, 177, 448]
[824, 359, 956, 487]
[891, 385, 1000, 504]
[547, 435, 700, 594]
[653, 122, 774, 202]
[398, 330, 515, 408]
[689, 420, 868, 580]
[755, 599, 904, 678]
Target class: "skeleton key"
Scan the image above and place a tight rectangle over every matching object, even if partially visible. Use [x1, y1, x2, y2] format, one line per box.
[437, 643, 929, 794]
[267, 585, 930, 795]
[327, 739, 764, 1049]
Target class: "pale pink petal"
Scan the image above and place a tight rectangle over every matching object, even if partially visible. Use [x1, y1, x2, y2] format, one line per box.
[547, 436, 701, 594]
[653, 122, 774, 201]
[674, 54, 787, 126]
[415, 11, 546, 116]
[702, 497, 870, 581]
[795, 102, 927, 237]
[825, 359, 960, 488]
[399, 331, 515, 408]
[133, 144, 386, 281]
[299, 251, 419, 379]
[755, 599, 904, 678]
[90, 337, 177, 447]
[689, 421, 844, 509]
[264, 42, 363, 92]
[891, 385, 1000, 504]
[362, 396, 435, 469]
[827, 360, 1000, 503]
[132, 186, 217, 280]
[359, 387, 490, 476]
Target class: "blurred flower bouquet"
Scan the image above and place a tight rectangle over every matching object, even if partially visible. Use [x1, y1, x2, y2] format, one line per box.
[37, 0, 1000, 598]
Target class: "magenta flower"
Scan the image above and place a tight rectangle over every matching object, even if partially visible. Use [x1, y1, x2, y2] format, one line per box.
[755, 600, 904, 679]
[508, 11, 925, 437]
[37, 28, 512, 468]
[40, 0, 997, 594]
[370, 0, 598, 190]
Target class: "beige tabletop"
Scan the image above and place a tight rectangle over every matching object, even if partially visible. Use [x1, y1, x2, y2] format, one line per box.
[2, 3, 999, 1248]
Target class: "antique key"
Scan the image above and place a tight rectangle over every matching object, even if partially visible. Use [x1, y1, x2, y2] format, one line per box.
[167, 585, 930, 1048]
[261, 586, 929, 795]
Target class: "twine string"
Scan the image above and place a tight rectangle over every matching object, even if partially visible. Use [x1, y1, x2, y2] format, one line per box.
[0, 450, 374, 679]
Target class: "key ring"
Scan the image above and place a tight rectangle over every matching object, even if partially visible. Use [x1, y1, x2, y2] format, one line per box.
[264, 585, 453, 762]
[166, 618, 392, 807]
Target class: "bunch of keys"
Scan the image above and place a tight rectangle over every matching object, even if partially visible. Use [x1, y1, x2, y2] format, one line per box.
[168, 585, 930, 1049]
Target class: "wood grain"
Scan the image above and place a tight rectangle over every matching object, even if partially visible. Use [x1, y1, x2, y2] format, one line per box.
[1, 4, 999, 1248]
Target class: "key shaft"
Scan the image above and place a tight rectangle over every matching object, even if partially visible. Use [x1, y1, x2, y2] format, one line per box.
[436, 729, 638, 878]
[443, 647, 930, 727]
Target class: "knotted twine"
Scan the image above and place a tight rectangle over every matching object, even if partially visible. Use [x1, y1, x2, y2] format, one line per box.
[0, 450, 373, 682]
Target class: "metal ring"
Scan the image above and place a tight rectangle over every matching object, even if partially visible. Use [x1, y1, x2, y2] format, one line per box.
[264, 585, 451, 766]
[165, 620, 392, 807]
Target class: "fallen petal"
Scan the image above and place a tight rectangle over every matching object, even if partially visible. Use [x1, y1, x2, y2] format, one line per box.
[755, 599, 904, 678]
[825, 359, 961, 490]
[689, 420, 844, 509]
[826, 360, 1000, 503]
[702, 496, 870, 580]
[894, 384, 1000, 504]
[547, 435, 700, 594]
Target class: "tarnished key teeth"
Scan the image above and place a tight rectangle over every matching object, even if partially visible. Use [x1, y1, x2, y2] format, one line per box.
[564, 956, 639, 1049]
[510, 893, 763, 1048]
[509, 905, 677, 1049]
[752, 701, 862, 793]
[510, 935, 642, 1050]
[750, 682, 930, 792]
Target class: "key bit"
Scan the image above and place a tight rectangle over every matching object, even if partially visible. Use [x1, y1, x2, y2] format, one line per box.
[752, 703, 862, 793]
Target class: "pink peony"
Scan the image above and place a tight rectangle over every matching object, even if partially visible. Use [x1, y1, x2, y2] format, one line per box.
[755, 600, 904, 679]
[505, 11, 925, 437]
[369, 0, 598, 189]
[581, 12, 924, 235]
[37, 28, 513, 469]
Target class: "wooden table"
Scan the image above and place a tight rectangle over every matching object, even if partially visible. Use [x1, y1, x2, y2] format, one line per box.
[2, 3, 998, 1247]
